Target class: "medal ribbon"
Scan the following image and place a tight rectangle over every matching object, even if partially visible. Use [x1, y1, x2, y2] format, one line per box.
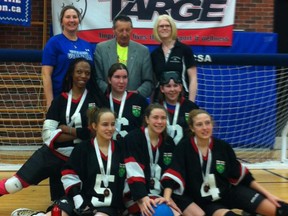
[163, 102, 180, 138]
[194, 137, 212, 186]
[144, 127, 159, 178]
[66, 89, 87, 127]
[94, 138, 112, 189]
[109, 91, 127, 133]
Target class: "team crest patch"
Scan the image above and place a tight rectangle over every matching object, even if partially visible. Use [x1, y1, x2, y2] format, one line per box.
[119, 163, 126, 177]
[185, 113, 189, 123]
[88, 103, 96, 110]
[132, 105, 141, 117]
[216, 160, 225, 174]
[163, 152, 172, 165]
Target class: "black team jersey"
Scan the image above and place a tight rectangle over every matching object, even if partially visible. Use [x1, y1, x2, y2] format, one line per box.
[45, 91, 96, 160]
[162, 137, 255, 206]
[161, 97, 199, 144]
[107, 91, 149, 138]
[124, 127, 175, 213]
[61, 139, 125, 210]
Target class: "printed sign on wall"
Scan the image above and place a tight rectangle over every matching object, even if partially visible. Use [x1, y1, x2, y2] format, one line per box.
[52, 0, 236, 46]
[0, 0, 31, 26]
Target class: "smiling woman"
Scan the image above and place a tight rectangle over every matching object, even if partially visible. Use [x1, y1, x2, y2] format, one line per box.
[123, 103, 180, 216]
[59, 107, 126, 216]
[151, 14, 198, 102]
[41, 5, 94, 110]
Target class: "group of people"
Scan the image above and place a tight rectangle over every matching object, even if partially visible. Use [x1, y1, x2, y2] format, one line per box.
[41, 5, 198, 110]
[1, 4, 287, 216]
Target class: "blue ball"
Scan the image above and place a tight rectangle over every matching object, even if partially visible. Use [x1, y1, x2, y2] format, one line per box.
[152, 203, 174, 216]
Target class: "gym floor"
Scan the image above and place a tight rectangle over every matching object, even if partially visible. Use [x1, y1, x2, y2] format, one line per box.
[0, 169, 288, 215]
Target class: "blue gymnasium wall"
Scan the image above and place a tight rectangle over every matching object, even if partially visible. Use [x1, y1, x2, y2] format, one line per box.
[148, 32, 278, 148]
[148, 32, 278, 54]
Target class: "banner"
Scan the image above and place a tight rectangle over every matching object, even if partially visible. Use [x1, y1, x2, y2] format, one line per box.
[52, 0, 236, 46]
[0, 0, 31, 26]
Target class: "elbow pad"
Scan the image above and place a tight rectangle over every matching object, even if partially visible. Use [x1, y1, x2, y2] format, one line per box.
[42, 119, 61, 146]
[5, 176, 23, 194]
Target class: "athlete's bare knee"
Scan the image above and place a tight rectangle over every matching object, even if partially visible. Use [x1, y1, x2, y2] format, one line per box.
[212, 209, 240, 216]
[95, 213, 109, 216]
[183, 202, 205, 216]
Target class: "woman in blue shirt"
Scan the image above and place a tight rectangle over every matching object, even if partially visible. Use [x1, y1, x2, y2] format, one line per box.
[42, 5, 94, 109]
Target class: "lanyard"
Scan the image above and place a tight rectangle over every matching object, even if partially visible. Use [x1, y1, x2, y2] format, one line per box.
[66, 89, 87, 127]
[94, 138, 112, 189]
[163, 102, 180, 138]
[109, 91, 127, 132]
[144, 127, 159, 178]
[194, 137, 212, 185]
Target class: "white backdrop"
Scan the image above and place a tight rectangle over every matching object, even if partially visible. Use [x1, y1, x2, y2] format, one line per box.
[51, 0, 236, 46]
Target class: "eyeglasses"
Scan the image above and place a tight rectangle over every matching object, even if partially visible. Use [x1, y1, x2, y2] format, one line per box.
[160, 71, 182, 85]
[158, 24, 171, 29]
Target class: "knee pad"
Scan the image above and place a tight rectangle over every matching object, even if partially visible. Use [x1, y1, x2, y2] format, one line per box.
[276, 201, 288, 216]
[152, 203, 173, 216]
[5, 176, 23, 194]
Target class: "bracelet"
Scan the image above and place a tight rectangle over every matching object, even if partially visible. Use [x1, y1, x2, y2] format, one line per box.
[69, 127, 72, 135]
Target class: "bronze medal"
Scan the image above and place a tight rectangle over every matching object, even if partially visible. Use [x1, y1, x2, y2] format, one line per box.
[104, 188, 110, 197]
[150, 179, 155, 189]
[204, 184, 210, 192]
[116, 133, 122, 141]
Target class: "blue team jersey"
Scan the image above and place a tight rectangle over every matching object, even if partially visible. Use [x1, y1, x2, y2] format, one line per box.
[42, 34, 94, 97]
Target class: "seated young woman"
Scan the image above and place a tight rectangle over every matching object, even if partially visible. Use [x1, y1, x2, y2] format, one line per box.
[162, 109, 288, 216]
